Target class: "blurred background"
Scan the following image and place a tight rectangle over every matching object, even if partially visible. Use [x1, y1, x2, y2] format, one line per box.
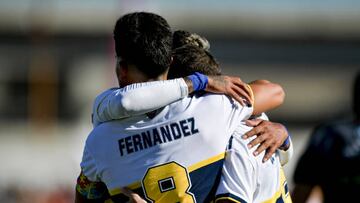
[0, 0, 359, 202]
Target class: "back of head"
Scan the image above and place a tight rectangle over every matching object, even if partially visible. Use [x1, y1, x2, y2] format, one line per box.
[173, 30, 210, 51]
[354, 71, 360, 120]
[114, 12, 172, 78]
[169, 30, 220, 79]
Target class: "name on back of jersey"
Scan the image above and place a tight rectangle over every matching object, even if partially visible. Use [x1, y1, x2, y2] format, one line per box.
[118, 117, 199, 156]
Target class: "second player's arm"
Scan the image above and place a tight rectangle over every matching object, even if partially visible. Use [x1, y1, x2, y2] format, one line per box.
[94, 75, 284, 126]
[249, 79, 285, 115]
[93, 74, 253, 126]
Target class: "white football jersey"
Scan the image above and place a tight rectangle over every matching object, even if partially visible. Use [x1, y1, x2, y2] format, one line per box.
[81, 94, 252, 202]
[215, 122, 292, 203]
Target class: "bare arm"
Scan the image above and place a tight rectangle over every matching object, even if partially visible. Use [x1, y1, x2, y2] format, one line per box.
[249, 80, 285, 115]
[205, 77, 285, 115]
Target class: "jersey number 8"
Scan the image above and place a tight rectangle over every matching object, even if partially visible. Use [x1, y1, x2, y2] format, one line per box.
[142, 161, 196, 203]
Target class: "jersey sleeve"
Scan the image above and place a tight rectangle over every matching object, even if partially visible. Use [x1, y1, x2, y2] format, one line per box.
[215, 136, 257, 202]
[278, 137, 294, 166]
[76, 171, 110, 200]
[92, 78, 188, 127]
[80, 142, 100, 182]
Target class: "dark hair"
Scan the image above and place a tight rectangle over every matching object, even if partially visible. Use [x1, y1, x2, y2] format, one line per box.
[168, 45, 221, 79]
[113, 12, 172, 78]
[168, 30, 220, 79]
[354, 71, 360, 119]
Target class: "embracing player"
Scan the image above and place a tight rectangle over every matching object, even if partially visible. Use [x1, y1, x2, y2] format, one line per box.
[76, 12, 292, 203]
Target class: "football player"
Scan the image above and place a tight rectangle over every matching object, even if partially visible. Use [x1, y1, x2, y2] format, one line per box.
[76, 12, 292, 203]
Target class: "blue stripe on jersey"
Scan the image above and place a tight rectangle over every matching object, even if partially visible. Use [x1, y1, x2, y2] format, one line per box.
[110, 158, 224, 202]
[189, 158, 224, 202]
[215, 193, 248, 203]
[228, 136, 234, 150]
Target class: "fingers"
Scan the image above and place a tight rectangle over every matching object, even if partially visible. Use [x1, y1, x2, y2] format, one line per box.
[243, 123, 263, 139]
[245, 119, 263, 127]
[231, 77, 252, 102]
[121, 187, 134, 197]
[231, 81, 252, 106]
[208, 75, 253, 106]
[247, 132, 268, 149]
[121, 187, 147, 203]
[229, 89, 246, 106]
[263, 146, 277, 163]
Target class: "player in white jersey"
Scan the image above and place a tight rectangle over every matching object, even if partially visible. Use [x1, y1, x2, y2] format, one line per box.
[92, 30, 292, 165]
[83, 32, 292, 203]
[75, 12, 256, 203]
[90, 79, 292, 203]
[83, 91, 254, 202]
[215, 115, 292, 203]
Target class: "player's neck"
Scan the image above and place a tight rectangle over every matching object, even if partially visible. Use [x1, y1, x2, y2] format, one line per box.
[119, 66, 168, 87]
[147, 74, 167, 82]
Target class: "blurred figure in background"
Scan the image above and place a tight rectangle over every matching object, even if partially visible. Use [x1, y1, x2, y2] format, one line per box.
[292, 71, 360, 203]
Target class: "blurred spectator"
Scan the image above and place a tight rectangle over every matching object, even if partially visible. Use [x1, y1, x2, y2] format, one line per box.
[292, 71, 360, 203]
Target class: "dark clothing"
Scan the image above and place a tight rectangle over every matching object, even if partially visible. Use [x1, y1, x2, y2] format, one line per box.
[294, 120, 360, 203]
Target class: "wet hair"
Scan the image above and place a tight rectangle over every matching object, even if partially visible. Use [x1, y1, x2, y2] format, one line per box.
[168, 30, 221, 79]
[113, 12, 172, 78]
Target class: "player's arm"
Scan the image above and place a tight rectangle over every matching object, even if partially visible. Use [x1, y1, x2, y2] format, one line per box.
[76, 140, 111, 202]
[93, 78, 189, 126]
[93, 73, 253, 126]
[249, 80, 285, 115]
[93, 73, 283, 125]
[75, 172, 110, 203]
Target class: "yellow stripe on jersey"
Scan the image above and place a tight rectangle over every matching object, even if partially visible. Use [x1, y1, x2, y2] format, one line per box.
[109, 181, 142, 196]
[188, 152, 225, 172]
[215, 197, 243, 203]
[214, 168, 292, 203]
[109, 152, 225, 196]
[262, 168, 292, 203]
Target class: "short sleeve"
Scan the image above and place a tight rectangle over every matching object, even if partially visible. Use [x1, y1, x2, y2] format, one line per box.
[80, 143, 100, 182]
[92, 88, 119, 127]
[278, 138, 294, 166]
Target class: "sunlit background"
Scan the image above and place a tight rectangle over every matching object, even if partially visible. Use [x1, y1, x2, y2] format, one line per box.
[0, 0, 359, 202]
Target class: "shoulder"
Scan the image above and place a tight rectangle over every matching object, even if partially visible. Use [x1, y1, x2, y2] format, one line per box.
[94, 88, 120, 104]
[85, 122, 115, 148]
[169, 93, 232, 110]
[191, 93, 247, 111]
